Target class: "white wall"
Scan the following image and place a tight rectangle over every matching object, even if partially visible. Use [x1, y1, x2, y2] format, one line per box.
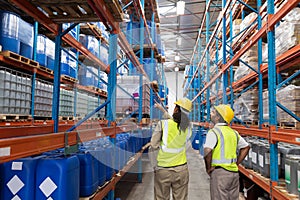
[164, 71, 185, 114]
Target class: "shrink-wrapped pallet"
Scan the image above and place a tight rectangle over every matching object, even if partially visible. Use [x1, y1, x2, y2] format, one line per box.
[233, 89, 258, 122]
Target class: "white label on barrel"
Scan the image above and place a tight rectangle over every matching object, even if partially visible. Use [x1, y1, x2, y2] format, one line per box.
[12, 195, 21, 200]
[12, 162, 23, 171]
[249, 149, 252, 158]
[0, 147, 11, 157]
[195, 140, 199, 144]
[252, 152, 257, 164]
[259, 154, 264, 167]
[285, 164, 291, 184]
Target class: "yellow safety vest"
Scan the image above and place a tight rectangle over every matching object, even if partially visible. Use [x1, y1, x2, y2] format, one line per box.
[157, 119, 191, 167]
[211, 126, 240, 172]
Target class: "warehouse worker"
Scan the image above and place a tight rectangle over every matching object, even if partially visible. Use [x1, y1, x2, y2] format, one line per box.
[203, 104, 250, 200]
[150, 98, 192, 200]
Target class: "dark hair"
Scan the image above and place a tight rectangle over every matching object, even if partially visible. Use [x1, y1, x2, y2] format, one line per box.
[173, 105, 190, 132]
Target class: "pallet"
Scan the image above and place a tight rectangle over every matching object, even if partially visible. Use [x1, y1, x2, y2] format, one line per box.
[61, 75, 78, 83]
[279, 121, 300, 130]
[103, 0, 123, 22]
[244, 120, 259, 126]
[141, 118, 150, 125]
[80, 23, 102, 38]
[38, 65, 53, 74]
[132, 44, 159, 58]
[1, 50, 39, 68]
[0, 114, 32, 121]
[85, 86, 107, 96]
[59, 116, 74, 121]
[33, 116, 52, 121]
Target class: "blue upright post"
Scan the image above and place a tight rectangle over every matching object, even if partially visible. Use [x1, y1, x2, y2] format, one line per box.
[137, 0, 145, 183]
[128, 15, 134, 75]
[206, 0, 211, 120]
[229, 5, 234, 108]
[215, 36, 219, 105]
[107, 32, 118, 200]
[74, 24, 80, 117]
[52, 25, 63, 133]
[257, 0, 264, 128]
[267, 0, 278, 188]
[150, 13, 155, 120]
[222, 0, 228, 104]
[31, 22, 38, 117]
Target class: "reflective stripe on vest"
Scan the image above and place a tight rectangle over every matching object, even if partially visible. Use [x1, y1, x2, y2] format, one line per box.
[212, 127, 238, 164]
[160, 120, 191, 154]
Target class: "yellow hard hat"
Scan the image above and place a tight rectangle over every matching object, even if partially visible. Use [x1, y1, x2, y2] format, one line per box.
[174, 98, 192, 112]
[214, 104, 234, 123]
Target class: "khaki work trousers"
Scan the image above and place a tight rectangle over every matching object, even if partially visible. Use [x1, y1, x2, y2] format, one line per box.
[154, 166, 189, 200]
[210, 168, 239, 200]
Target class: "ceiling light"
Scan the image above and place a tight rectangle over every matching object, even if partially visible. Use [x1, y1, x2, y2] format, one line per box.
[176, 1, 185, 15]
[175, 55, 180, 61]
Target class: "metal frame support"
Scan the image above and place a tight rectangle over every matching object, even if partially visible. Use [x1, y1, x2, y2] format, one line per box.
[73, 24, 80, 117]
[267, 0, 278, 188]
[52, 24, 63, 133]
[257, 0, 264, 128]
[229, 5, 234, 109]
[222, 0, 228, 104]
[107, 33, 118, 124]
[206, 0, 211, 121]
[31, 21, 39, 117]
[150, 12, 155, 120]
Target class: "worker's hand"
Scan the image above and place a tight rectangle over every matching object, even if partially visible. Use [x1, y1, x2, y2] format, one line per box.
[206, 166, 215, 175]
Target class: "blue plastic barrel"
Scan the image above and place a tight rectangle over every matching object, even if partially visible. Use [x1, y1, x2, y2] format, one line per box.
[35, 155, 80, 200]
[104, 143, 114, 181]
[77, 152, 99, 197]
[87, 36, 99, 57]
[18, 18, 33, 59]
[45, 37, 55, 70]
[60, 49, 69, 76]
[0, 11, 20, 54]
[100, 44, 108, 65]
[94, 147, 107, 186]
[36, 34, 47, 66]
[68, 50, 77, 78]
[1, 156, 44, 200]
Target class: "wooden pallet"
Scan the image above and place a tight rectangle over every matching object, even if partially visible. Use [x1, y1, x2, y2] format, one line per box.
[0, 114, 32, 121]
[244, 120, 259, 126]
[132, 44, 159, 58]
[279, 121, 300, 130]
[59, 116, 74, 121]
[61, 75, 78, 83]
[1, 50, 39, 67]
[38, 65, 53, 74]
[33, 116, 52, 121]
[141, 118, 150, 125]
[103, 0, 124, 22]
[80, 23, 102, 38]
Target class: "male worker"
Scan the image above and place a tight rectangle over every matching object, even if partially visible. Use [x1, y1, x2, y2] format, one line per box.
[150, 98, 192, 200]
[204, 104, 250, 200]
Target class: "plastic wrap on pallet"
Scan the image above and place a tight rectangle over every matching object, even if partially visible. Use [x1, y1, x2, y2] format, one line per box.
[233, 89, 259, 121]
[277, 85, 300, 123]
[18, 18, 33, 59]
[283, 7, 300, 22]
[275, 21, 300, 57]
[76, 92, 88, 118]
[240, 12, 257, 32]
[59, 88, 74, 117]
[35, 79, 53, 117]
[0, 66, 31, 115]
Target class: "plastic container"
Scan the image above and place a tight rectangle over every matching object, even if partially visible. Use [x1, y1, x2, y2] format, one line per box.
[45, 37, 55, 70]
[0, 11, 20, 54]
[60, 49, 69, 76]
[18, 18, 33, 59]
[35, 155, 80, 200]
[285, 155, 300, 195]
[251, 141, 261, 172]
[127, 22, 140, 45]
[279, 144, 300, 178]
[77, 152, 99, 197]
[68, 50, 77, 78]
[36, 35, 47, 67]
[1, 156, 44, 200]
[93, 147, 107, 186]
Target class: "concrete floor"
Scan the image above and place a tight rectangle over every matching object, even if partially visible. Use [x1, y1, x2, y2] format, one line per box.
[115, 143, 211, 200]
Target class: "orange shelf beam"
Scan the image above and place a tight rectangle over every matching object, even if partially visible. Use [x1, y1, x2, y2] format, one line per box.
[0, 125, 137, 163]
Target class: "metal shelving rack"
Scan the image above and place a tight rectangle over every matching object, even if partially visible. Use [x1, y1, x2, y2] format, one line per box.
[0, 0, 163, 199]
[186, 0, 300, 199]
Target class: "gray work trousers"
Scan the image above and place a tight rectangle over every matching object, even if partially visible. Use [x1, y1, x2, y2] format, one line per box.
[210, 167, 240, 200]
[154, 165, 189, 200]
